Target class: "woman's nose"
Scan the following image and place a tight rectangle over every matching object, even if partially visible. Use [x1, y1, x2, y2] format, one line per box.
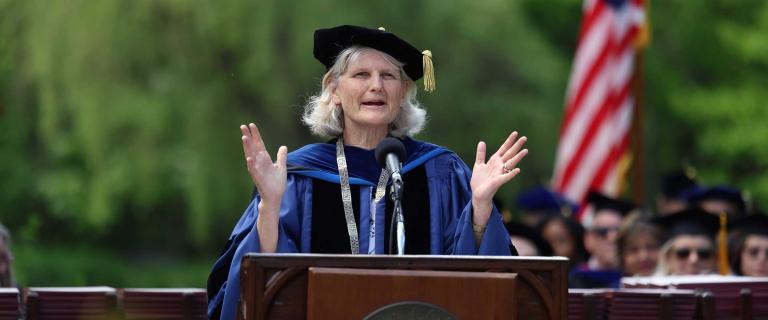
[369, 75, 383, 91]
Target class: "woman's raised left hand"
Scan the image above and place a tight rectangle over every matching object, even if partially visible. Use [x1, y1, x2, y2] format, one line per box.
[470, 131, 528, 226]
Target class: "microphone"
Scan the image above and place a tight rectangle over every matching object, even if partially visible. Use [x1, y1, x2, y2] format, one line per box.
[375, 137, 407, 191]
[374, 137, 407, 255]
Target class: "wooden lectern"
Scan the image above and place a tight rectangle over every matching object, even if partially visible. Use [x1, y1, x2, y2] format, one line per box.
[239, 254, 568, 320]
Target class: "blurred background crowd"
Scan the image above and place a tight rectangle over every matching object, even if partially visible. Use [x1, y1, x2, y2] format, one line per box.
[499, 171, 768, 288]
[1, 0, 768, 288]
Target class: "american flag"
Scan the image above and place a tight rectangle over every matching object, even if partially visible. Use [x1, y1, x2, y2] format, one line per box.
[552, 0, 648, 215]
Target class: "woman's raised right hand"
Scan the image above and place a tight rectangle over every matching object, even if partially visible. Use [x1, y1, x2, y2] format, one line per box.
[241, 123, 288, 206]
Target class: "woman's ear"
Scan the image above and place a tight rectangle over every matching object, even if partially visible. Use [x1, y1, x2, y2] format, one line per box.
[331, 89, 340, 106]
[325, 75, 341, 105]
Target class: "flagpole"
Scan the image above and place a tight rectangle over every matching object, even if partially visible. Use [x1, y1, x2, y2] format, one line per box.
[630, 45, 646, 206]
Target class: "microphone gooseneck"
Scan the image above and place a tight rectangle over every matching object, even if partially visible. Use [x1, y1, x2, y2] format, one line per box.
[374, 138, 407, 255]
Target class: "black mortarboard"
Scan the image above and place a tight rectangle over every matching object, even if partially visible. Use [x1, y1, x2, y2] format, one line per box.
[688, 185, 747, 214]
[661, 171, 698, 199]
[587, 191, 635, 216]
[652, 208, 720, 241]
[313, 25, 434, 90]
[516, 186, 579, 217]
[731, 213, 768, 237]
[504, 221, 554, 256]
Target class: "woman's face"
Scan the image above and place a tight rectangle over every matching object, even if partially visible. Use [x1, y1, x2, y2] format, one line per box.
[666, 235, 716, 275]
[740, 235, 768, 277]
[332, 49, 406, 134]
[542, 219, 574, 259]
[622, 233, 660, 276]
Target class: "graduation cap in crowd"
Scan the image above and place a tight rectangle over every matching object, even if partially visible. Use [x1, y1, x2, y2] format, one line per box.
[731, 213, 768, 237]
[313, 25, 435, 91]
[587, 191, 635, 217]
[652, 208, 720, 241]
[687, 185, 747, 215]
[654, 207, 733, 274]
[661, 170, 698, 200]
[516, 186, 579, 217]
[504, 221, 553, 257]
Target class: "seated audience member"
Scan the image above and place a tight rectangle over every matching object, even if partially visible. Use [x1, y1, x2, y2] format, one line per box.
[569, 192, 635, 288]
[537, 215, 588, 266]
[730, 213, 768, 277]
[580, 192, 635, 271]
[0, 224, 14, 287]
[656, 170, 698, 216]
[688, 185, 747, 219]
[617, 213, 662, 277]
[504, 221, 553, 256]
[516, 186, 578, 228]
[653, 209, 720, 276]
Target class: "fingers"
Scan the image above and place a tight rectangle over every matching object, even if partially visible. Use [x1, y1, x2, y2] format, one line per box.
[505, 148, 529, 170]
[501, 135, 527, 161]
[249, 123, 266, 152]
[475, 141, 486, 165]
[499, 167, 522, 183]
[241, 125, 253, 158]
[493, 131, 518, 158]
[276, 145, 288, 168]
[242, 135, 252, 169]
[496, 148, 527, 185]
[241, 123, 276, 171]
[241, 122, 269, 155]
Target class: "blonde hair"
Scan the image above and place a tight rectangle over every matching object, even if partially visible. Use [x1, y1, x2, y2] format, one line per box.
[302, 46, 427, 138]
[653, 240, 675, 276]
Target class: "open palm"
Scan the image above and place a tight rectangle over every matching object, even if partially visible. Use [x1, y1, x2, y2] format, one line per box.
[240, 123, 288, 205]
[470, 131, 528, 207]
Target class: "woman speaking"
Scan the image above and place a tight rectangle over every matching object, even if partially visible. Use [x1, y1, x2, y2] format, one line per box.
[207, 25, 528, 320]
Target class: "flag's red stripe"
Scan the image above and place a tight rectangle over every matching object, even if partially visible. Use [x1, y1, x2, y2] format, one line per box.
[560, 36, 612, 139]
[591, 128, 631, 192]
[576, 0, 606, 48]
[561, 23, 639, 140]
[558, 78, 628, 192]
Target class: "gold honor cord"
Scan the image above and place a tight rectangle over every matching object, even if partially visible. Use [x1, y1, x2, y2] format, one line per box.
[717, 212, 729, 275]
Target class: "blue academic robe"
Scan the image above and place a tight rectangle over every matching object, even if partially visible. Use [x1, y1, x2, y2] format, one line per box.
[207, 137, 512, 320]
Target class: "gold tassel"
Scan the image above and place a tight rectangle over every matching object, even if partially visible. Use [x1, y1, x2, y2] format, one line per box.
[422, 50, 436, 92]
[718, 212, 730, 275]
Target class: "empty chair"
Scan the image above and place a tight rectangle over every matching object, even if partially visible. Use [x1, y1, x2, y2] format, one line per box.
[0, 288, 20, 320]
[607, 288, 698, 320]
[25, 286, 118, 320]
[622, 275, 768, 319]
[568, 289, 609, 320]
[121, 288, 207, 320]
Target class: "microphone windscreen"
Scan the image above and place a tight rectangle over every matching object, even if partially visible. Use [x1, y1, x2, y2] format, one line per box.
[374, 137, 407, 169]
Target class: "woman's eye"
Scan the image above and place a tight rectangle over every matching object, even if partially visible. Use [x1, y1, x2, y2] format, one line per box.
[354, 72, 369, 77]
[382, 73, 398, 79]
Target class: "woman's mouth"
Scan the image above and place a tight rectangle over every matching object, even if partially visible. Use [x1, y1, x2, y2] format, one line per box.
[362, 100, 386, 107]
